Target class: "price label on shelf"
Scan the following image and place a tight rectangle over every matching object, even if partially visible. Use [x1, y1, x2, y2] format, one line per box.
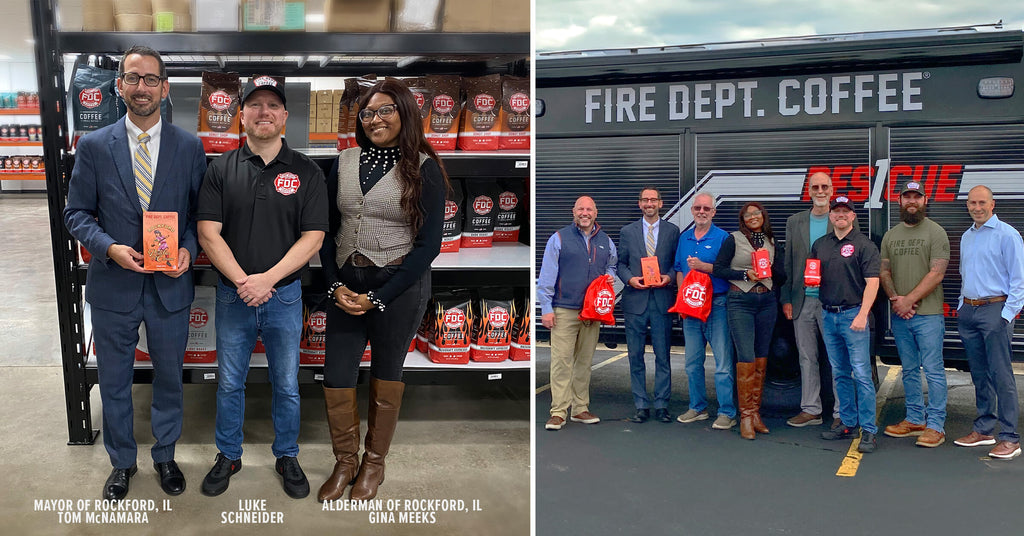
[203, 373, 216, 381]
[514, 160, 528, 169]
[314, 374, 324, 381]
[488, 373, 503, 381]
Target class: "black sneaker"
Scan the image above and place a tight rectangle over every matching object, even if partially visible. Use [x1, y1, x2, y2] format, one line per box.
[822, 424, 860, 440]
[275, 456, 310, 499]
[858, 431, 877, 453]
[201, 453, 241, 497]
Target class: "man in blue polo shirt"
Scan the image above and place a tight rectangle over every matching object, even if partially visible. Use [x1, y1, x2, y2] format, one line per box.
[673, 192, 736, 430]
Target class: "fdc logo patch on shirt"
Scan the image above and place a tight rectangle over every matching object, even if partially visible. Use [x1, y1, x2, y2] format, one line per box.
[274, 172, 300, 195]
[840, 244, 855, 258]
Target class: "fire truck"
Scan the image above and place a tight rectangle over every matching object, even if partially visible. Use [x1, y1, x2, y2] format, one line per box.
[535, 25, 1024, 401]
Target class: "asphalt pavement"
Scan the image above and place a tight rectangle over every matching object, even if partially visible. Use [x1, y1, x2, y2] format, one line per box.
[535, 343, 1024, 536]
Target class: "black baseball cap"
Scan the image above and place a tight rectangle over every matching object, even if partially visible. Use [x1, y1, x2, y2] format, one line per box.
[241, 75, 286, 108]
[830, 196, 855, 211]
[900, 181, 924, 196]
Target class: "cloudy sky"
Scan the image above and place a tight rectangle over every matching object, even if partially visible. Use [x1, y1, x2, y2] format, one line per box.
[536, 0, 1024, 52]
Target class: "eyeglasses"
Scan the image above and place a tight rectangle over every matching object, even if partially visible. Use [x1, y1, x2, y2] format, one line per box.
[358, 104, 398, 123]
[692, 205, 714, 212]
[120, 72, 165, 87]
[640, 197, 661, 203]
[742, 210, 763, 219]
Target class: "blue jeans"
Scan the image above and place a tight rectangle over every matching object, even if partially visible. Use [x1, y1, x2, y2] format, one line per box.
[214, 279, 303, 459]
[682, 295, 735, 418]
[822, 307, 876, 433]
[891, 313, 947, 432]
[959, 302, 1019, 442]
[624, 294, 673, 410]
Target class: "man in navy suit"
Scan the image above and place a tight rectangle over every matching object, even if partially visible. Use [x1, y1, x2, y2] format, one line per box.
[64, 46, 207, 500]
[617, 187, 680, 423]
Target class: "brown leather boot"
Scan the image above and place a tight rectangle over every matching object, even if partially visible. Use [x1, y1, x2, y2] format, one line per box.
[349, 378, 404, 501]
[751, 357, 770, 434]
[736, 362, 757, 440]
[317, 387, 360, 502]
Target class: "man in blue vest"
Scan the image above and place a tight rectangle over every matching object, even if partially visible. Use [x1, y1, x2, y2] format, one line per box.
[538, 196, 617, 430]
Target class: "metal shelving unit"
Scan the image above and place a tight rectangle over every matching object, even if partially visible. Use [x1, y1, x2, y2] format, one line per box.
[31, 0, 531, 445]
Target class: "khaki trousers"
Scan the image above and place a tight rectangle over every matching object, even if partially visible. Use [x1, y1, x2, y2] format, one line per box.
[549, 307, 601, 418]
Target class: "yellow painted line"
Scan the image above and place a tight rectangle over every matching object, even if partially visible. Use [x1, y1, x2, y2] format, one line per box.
[835, 364, 902, 477]
[535, 351, 629, 395]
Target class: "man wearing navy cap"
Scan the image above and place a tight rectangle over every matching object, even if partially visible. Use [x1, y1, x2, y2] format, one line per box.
[811, 196, 881, 452]
[197, 75, 328, 497]
[879, 181, 950, 448]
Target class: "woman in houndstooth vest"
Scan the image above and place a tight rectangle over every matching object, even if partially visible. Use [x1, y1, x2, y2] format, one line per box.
[318, 78, 449, 501]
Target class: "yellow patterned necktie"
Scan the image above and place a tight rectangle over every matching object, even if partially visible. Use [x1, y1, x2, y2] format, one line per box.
[134, 132, 153, 210]
[646, 224, 656, 257]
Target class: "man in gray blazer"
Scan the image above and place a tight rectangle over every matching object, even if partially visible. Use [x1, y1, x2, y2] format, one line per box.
[617, 187, 680, 423]
[779, 171, 854, 429]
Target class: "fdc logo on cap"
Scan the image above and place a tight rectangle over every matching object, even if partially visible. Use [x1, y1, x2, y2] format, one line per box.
[253, 75, 277, 88]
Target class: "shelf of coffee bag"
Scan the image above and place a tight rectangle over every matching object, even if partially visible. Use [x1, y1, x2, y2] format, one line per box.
[0, 108, 40, 115]
[0, 172, 45, 180]
[432, 242, 529, 270]
[84, 346, 529, 386]
[0, 140, 42, 146]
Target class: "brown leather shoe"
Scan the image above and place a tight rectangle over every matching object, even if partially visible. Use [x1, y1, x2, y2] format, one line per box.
[545, 416, 565, 430]
[884, 419, 926, 438]
[915, 428, 945, 448]
[989, 441, 1022, 460]
[953, 431, 996, 447]
[350, 378, 404, 501]
[787, 412, 823, 427]
[570, 411, 600, 424]
[318, 387, 360, 502]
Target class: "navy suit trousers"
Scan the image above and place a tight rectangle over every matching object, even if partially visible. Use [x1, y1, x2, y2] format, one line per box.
[91, 275, 188, 469]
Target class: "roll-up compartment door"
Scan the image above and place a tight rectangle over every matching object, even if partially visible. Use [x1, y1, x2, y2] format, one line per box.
[535, 135, 682, 278]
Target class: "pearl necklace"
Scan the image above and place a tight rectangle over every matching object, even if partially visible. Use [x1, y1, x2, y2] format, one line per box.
[360, 145, 400, 183]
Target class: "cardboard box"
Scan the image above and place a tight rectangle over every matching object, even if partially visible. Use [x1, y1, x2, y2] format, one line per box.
[393, 0, 440, 31]
[316, 89, 333, 104]
[324, 0, 390, 32]
[315, 117, 332, 133]
[83, 0, 116, 31]
[241, 0, 306, 31]
[443, 0, 528, 32]
[331, 89, 344, 105]
[194, 0, 239, 30]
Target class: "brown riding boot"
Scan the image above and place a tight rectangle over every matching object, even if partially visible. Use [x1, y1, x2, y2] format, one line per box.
[350, 378, 404, 501]
[751, 357, 770, 434]
[737, 362, 757, 440]
[317, 387, 360, 502]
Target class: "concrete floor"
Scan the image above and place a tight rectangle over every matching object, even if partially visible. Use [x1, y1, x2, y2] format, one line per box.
[0, 194, 531, 535]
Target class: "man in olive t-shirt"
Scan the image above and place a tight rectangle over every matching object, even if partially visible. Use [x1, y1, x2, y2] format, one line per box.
[879, 181, 951, 447]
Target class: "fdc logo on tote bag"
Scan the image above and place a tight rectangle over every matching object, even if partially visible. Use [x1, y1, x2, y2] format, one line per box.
[668, 269, 712, 322]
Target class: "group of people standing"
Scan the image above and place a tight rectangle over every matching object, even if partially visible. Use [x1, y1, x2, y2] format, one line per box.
[64, 46, 447, 501]
[539, 172, 1024, 460]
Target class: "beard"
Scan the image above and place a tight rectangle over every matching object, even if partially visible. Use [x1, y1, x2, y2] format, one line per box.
[125, 96, 159, 117]
[244, 123, 282, 141]
[900, 205, 926, 225]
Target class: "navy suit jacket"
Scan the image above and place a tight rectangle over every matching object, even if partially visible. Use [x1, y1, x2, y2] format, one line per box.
[64, 117, 207, 313]
[617, 218, 680, 315]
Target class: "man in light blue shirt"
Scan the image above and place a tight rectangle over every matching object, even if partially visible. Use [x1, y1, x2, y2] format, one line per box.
[954, 185, 1024, 460]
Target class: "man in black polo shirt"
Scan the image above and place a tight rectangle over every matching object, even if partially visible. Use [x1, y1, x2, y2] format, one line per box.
[196, 76, 328, 498]
[811, 196, 880, 452]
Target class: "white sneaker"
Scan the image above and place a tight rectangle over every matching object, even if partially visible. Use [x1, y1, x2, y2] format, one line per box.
[676, 409, 709, 423]
[712, 414, 737, 430]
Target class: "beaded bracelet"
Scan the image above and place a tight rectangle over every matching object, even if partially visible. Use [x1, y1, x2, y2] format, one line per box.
[327, 281, 346, 298]
[366, 290, 386, 312]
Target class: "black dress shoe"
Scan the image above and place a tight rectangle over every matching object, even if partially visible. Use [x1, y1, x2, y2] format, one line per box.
[155, 460, 186, 496]
[629, 409, 650, 423]
[103, 464, 138, 500]
[201, 453, 242, 497]
[654, 408, 672, 423]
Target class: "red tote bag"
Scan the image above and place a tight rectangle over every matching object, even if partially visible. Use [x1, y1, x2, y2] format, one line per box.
[578, 276, 616, 325]
[668, 269, 713, 322]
